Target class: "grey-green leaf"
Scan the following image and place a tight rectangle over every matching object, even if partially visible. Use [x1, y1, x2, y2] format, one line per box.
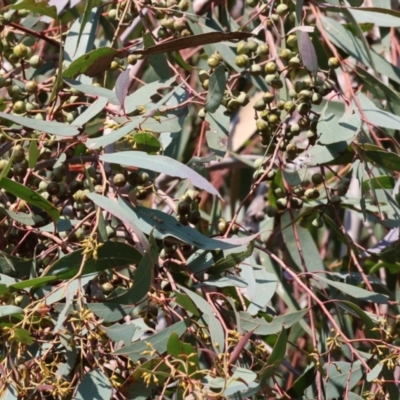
[0, 305, 24, 317]
[72, 97, 108, 126]
[324, 361, 363, 398]
[0, 112, 80, 137]
[357, 92, 400, 130]
[239, 309, 307, 335]
[100, 151, 222, 198]
[316, 275, 388, 304]
[205, 64, 226, 113]
[179, 286, 225, 353]
[64, 79, 120, 105]
[73, 369, 112, 400]
[113, 320, 189, 362]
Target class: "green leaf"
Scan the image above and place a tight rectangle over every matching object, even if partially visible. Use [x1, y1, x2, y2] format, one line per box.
[197, 276, 248, 288]
[179, 286, 225, 353]
[64, 79, 120, 104]
[365, 150, 400, 172]
[262, 328, 288, 381]
[321, 16, 400, 84]
[285, 366, 316, 399]
[86, 119, 143, 150]
[367, 363, 383, 382]
[101, 151, 221, 198]
[0, 252, 32, 278]
[167, 332, 200, 374]
[143, 33, 171, 79]
[207, 241, 254, 274]
[354, 65, 400, 104]
[28, 141, 40, 169]
[281, 213, 326, 276]
[72, 97, 108, 126]
[316, 276, 388, 304]
[300, 141, 353, 166]
[133, 132, 161, 153]
[105, 252, 152, 305]
[245, 266, 278, 316]
[13, 328, 34, 344]
[174, 292, 201, 317]
[0, 305, 24, 317]
[324, 361, 363, 398]
[357, 92, 400, 130]
[9, 276, 56, 290]
[124, 76, 177, 115]
[205, 65, 226, 113]
[53, 302, 136, 323]
[350, 7, 400, 27]
[62, 47, 119, 79]
[77, 0, 99, 47]
[87, 194, 247, 251]
[11, 0, 58, 19]
[0, 178, 60, 221]
[205, 106, 229, 160]
[45, 241, 142, 279]
[239, 309, 307, 335]
[0, 112, 80, 137]
[103, 322, 145, 346]
[347, 0, 363, 6]
[74, 369, 112, 400]
[223, 368, 258, 396]
[0, 156, 13, 181]
[362, 175, 395, 190]
[337, 301, 380, 339]
[0, 208, 42, 226]
[318, 105, 361, 145]
[39, 218, 81, 233]
[113, 320, 190, 362]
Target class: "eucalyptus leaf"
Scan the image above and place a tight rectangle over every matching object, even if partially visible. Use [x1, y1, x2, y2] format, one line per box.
[0, 178, 59, 221]
[64, 78, 120, 104]
[45, 241, 142, 279]
[239, 309, 307, 335]
[0, 112, 79, 137]
[100, 151, 222, 198]
[113, 320, 190, 362]
[205, 65, 226, 113]
[316, 275, 388, 304]
[179, 286, 225, 353]
[87, 193, 249, 251]
[324, 361, 363, 398]
[0, 305, 24, 317]
[74, 369, 112, 400]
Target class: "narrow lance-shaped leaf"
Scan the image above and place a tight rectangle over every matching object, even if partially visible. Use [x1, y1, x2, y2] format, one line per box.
[130, 31, 254, 56]
[62, 47, 119, 78]
[100, 152, 222, 198]
[316, 275, 388, 304]
[179, 286, 225, 353]
[11, 0, 58, 19]
[45, 241, 142, 279]
[0, 178, 60, 222]
[64, 78, 120, 105]
[113, 320, 190, 362]
[105, 251, 153, 305]
[72, 97, 108, 126]
[205, 64, 226, 113]
[0, 112, 79, 137]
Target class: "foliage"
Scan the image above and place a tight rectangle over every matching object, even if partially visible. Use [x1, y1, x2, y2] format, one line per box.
[0, 0, 400, 399]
